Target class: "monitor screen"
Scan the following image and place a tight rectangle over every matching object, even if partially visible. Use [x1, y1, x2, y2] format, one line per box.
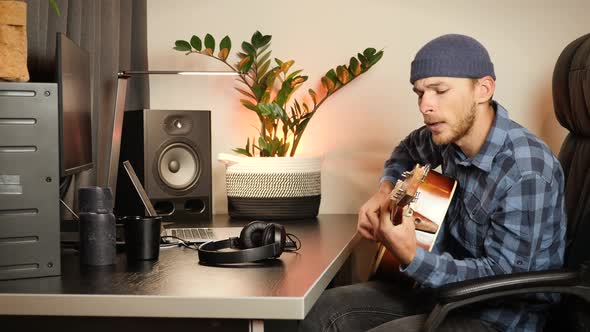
[56, 33, 93, 177]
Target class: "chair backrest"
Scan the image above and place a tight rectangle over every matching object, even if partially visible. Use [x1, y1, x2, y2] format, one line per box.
[552, 33, 590, 269]
[548, 33, 590, 332]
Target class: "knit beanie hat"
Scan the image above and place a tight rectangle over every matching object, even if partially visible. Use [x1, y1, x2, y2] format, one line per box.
[410, 34, 495, 84]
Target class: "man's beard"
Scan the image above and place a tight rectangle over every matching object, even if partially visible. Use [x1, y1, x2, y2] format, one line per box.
[432, 103, 476, 145]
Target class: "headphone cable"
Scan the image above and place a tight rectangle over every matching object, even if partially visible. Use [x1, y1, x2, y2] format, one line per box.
[160, 235, 199, 250]
[285, 233, 301, 252]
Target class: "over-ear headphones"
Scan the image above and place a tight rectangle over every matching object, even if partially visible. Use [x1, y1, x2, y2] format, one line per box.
[197, 221, 297, 265]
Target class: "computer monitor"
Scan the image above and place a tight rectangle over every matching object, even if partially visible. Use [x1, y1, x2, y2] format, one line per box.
[56, 33, 93, 177]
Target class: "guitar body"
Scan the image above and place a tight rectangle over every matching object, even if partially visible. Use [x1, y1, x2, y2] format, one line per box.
[370, 167, 457, 283]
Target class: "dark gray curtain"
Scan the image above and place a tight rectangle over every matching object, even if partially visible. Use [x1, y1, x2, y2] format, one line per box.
[24, 0, 149, 213]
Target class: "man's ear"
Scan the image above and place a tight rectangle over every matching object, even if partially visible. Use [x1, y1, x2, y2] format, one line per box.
[476, 76, 495, 104]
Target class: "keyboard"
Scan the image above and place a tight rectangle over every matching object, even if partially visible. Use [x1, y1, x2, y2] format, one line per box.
[166, 227, 215, 243]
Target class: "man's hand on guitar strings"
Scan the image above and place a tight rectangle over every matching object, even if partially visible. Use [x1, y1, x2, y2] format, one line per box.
[357, 183, 394, 241]
[377, 204, 418, 266]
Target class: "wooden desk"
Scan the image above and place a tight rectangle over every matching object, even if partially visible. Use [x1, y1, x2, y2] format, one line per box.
[0, 214, 360, 331]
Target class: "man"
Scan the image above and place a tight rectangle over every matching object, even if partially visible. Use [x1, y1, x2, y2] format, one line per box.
[298, 34, 566, 332]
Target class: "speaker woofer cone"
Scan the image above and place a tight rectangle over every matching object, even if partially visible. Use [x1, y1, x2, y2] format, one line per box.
[156, 142, 200, 190]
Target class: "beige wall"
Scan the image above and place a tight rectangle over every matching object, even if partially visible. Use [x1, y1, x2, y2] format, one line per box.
[147, 0, 588, 215]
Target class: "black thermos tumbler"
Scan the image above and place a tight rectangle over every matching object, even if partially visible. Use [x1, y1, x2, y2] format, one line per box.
[78, 186, 116, 265]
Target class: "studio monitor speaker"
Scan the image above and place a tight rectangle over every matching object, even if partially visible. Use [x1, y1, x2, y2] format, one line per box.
[115, 109, 211, 222]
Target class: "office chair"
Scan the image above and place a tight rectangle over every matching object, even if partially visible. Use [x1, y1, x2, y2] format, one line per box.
[422, 33, 590, 332]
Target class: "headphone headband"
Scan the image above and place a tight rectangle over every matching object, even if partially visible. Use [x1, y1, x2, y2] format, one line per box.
[198, 237, 282, 264]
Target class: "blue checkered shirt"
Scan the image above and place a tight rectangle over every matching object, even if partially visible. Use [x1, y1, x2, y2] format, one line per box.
[381, 102, 566, 332]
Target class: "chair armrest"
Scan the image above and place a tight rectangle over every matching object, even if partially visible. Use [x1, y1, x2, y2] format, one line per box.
[422, 266, 590, 332]
[438, 269, 579, 303]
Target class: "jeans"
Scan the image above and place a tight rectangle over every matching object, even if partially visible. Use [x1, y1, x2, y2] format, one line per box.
[298, 281, 498, 332]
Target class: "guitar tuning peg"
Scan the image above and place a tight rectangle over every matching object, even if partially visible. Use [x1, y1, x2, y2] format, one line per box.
[401, 171, 411, 179]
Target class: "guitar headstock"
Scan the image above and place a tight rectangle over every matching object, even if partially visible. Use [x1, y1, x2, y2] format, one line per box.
[389, 164, 430, 222]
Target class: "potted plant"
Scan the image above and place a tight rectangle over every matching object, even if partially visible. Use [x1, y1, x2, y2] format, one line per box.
[173, 31, 383, 219]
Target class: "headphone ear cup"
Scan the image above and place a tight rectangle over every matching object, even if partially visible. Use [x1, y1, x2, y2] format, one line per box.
[262, 223, 286, 257]
[261, 224, 276, 246]
[275, 223, 286, 252]
[240, 221, 268, 249]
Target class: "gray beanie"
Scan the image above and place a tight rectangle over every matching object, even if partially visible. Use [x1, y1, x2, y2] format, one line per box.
[410, 34, 495, 84]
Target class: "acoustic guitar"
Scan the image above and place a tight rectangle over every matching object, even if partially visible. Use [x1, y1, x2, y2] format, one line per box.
[370, 164, 457, 284]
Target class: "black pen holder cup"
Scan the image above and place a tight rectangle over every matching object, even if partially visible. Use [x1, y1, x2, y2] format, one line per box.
[122, 216, 162, 261]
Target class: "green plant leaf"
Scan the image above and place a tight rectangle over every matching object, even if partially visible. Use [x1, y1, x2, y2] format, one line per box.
[220, 36, 231, 52]
[258, 102, 285, 121]
[251, 31, 263, 48]
[190, 35, 202, 51]
[260, 90, 271, 103]
[235, 78, 251, 90]
[233, 138, 253, 157]
[258, 43, 271, 57]
[219, 36, 231, 60]
[280, 60, 295, 74]
[173, 40, 191, 52]
[321, 76, 335, 93]
[251, 81, 263, 99]
[325, 69, 338, 84]
[242, 42, 256, 56]
[260, 35, 272, 47]
[289, 76, 307, 88]
[257, 51, 272, 68]
[218, 49, 229, 60]
[258, 136, 268, 151]
[257, 59, 272, 80]
[286, 69, 303, 81]
[309, 89, 318, 105]
[204, 34, 215, 53]
[237, 56, 252, 73]
[271, 138, 281, 156]
[49, 0, 61, 16]
[368, 50, 384, 66]
[293, 100, 302, 117]
[302, 102, 310, 113]
[277, 141, 290, 157]
[233, 147, 252, 157]
[358, 53, 368, 66]
[349, 57, 361, 76]
[235, 87, 256, 100]
[336, 65, 350, 84]
[240, 99, 258, 112]
[265, 67, 280, 87]
[275, 80, 294, 106]
[275, 58, 284, 66]
[363, 48, 377, 57]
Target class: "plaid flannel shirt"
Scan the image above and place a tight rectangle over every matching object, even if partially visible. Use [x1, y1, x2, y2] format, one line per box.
[381, 102, 566, 332]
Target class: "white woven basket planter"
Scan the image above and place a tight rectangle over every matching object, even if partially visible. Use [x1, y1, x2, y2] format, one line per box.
[218, 153, 322, 220]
